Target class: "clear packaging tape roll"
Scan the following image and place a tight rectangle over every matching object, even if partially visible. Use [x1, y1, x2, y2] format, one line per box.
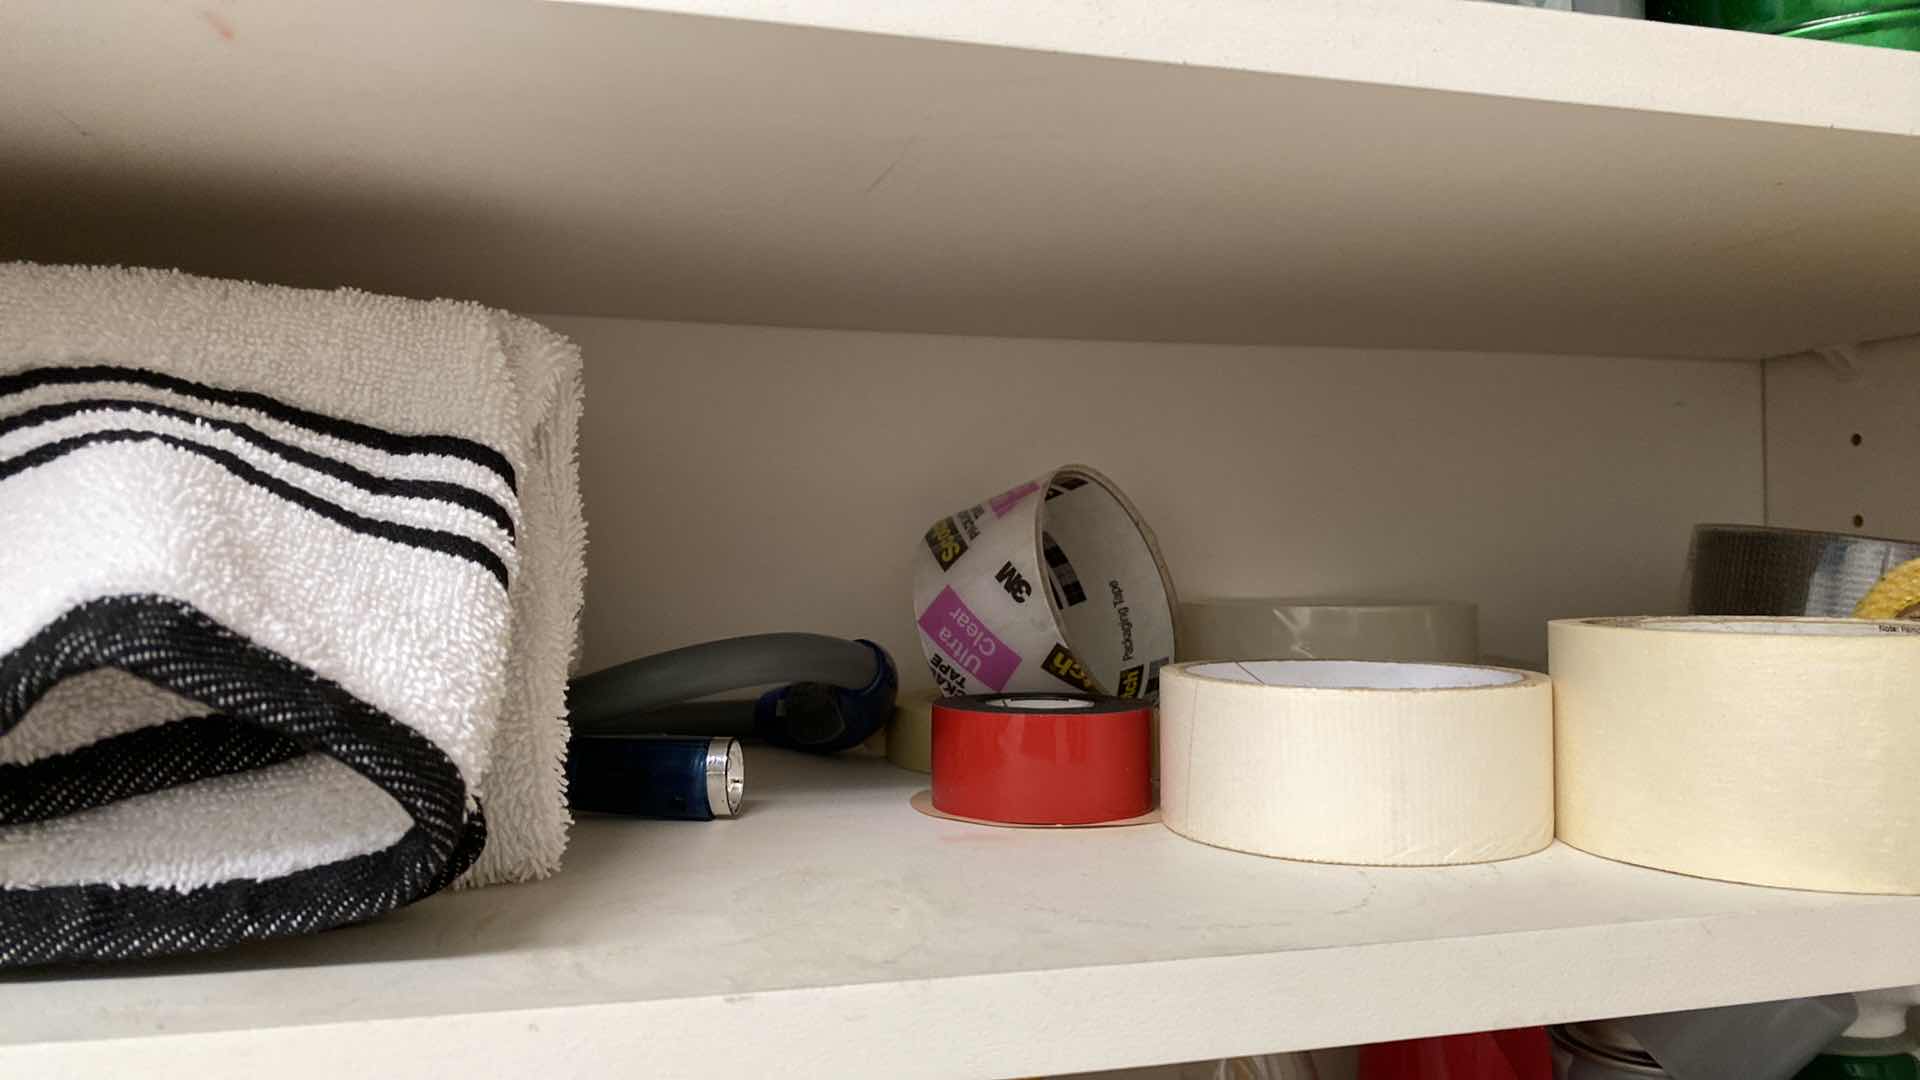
[912, 465, 1177, 700]
[1551, 616, 1920, 894]
[1159, 660, 1552, 865]
[886, 688, 939, 773]
[1178, 599, 1478, 663]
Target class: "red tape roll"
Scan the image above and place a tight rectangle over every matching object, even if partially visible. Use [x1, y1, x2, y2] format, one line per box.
[931, 694, 1153, 825]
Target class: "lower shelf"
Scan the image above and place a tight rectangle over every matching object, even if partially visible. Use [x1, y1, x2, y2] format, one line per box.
[6, 750, 1920, 1078]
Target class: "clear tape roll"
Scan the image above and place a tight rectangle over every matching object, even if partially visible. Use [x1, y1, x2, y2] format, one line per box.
[912, 465, 1177, 700]
[1159, 660, 1552, 866]
[1551, 615, 1920, 894]
[1177, 599, 1477, 663]
[1688, 523, 1920, 617]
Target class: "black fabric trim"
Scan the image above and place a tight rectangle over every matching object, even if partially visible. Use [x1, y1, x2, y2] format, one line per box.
[431, 796, 489, 893]
[0, 595, 485, 968]
[4, 811, 487, 970]
[0, 364, 516, 490]
[0, 715, 304, 825]
[0, 430, 509, 589]
[0, 398, 516, 540]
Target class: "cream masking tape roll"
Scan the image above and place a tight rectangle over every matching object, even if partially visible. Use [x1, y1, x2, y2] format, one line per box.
[1552, 615, 1920, 894]
[1178, 599, 1478, 663]
[887, 688, 939, 773]
[912, 465, 1177, 700]
[1159, 660, 1552, 865]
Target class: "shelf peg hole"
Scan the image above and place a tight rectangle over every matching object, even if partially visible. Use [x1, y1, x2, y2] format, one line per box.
[1854, 514, 1866, 528]
[1852, 433, 1863, 446]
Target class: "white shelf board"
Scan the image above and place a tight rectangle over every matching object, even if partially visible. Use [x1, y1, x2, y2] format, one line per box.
[8, 750, 1920, 1079]
[4, 0, 1920, 357]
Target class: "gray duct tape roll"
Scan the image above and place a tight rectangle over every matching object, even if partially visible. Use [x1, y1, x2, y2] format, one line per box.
[1687, 523, 1920, 617]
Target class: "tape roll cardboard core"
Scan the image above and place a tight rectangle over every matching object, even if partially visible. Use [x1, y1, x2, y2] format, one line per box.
[982, 696, 1096, 710]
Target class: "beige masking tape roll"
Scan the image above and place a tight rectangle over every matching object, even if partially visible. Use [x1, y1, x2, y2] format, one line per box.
[1178, 599, 1478, 663]
[886, 688, 939, 773]
[1159, 660, 1552, 865]
[1552, 616, 1920, 894]
[912, 465, 1177, 700]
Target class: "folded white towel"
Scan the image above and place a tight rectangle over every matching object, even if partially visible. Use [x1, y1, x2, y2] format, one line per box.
[0, 264, 587, 966]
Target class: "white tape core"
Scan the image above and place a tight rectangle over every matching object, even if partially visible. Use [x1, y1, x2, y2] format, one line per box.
[983, 696, 1097, 710]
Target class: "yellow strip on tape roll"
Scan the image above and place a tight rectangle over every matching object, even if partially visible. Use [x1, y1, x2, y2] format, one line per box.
[886, 688, 940, 774]
[1159, 660, 1552, 865]
[1853, 557, 1920, 620]
[1552, 616, 1920, 894]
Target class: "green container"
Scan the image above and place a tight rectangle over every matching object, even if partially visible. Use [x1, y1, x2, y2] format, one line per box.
[1648, 1, 1920, 49]
[1794, 1051, 1920, 1080]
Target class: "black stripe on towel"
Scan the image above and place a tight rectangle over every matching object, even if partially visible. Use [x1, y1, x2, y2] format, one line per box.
[0, 365, 516, 490]
[0, 430, 510, 589]
[0, 595, 487, 968]
[0, 715, 305, 825]
[0, 398, 516, 540]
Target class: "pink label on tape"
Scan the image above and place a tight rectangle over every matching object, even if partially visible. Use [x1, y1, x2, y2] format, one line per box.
[917, 585, 1022, 691]
[988, 481, 1040, 517]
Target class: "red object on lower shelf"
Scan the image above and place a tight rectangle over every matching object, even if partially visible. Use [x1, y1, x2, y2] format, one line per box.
[1357, 1028, 1554, 1080]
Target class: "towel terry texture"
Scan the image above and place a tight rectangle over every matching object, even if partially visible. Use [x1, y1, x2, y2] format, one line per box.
[0, 264, 587, 967]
